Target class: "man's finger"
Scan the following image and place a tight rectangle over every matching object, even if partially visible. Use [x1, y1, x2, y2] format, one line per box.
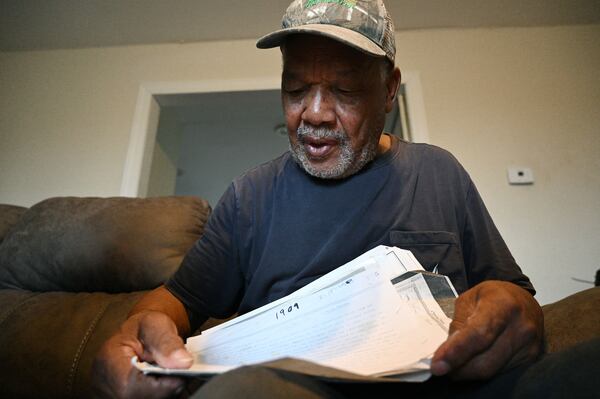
[138, 312, 194, 369]
[432, 300, 510, 372]
[124, 365, 186, 398]
[431, 283, 522, 376]
[447, 313, 541, 380]
[445, 324, 515, 379]
[432, 281, 543, 379]
[431, 319, 505, 376]
[93, 332, 186, 399]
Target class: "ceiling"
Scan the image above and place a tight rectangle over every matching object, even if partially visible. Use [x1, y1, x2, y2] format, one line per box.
[1, 0, 599, 52]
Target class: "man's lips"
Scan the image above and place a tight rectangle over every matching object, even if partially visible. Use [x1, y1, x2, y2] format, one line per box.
[302, 137, 338, 159]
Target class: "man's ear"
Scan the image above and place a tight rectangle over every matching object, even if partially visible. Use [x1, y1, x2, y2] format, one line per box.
[385, 67, 402, 113]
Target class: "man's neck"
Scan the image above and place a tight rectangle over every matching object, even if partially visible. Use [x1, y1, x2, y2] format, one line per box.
[377, 133, 391, 155]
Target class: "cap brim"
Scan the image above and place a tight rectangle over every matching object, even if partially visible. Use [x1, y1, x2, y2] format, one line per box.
[256, 24, 386, 58]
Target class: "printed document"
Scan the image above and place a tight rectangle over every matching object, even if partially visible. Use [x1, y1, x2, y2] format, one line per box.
[134, 246, 456, 382]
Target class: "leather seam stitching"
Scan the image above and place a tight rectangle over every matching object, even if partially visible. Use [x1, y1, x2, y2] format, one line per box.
[66, 299, 111, 397]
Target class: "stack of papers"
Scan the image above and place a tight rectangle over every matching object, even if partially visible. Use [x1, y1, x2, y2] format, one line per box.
[134, 245, 457, 382]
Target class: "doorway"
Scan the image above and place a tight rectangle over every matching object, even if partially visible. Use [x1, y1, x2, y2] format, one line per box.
[147, 89, 288, 206]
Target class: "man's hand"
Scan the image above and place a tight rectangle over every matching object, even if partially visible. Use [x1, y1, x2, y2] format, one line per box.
[431, 280, 544, 380]
[92, 309, 193, 398]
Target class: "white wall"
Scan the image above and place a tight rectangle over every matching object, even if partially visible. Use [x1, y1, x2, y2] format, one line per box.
[0, 40, 282, 206]
[0, 25, 598, 304]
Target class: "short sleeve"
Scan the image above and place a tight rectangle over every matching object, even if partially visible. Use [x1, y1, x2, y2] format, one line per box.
[462, 181, 535, 294]
[166, 183, 244, 322]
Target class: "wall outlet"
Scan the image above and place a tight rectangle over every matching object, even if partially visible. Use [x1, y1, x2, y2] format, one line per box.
[507, 167, 534, 185]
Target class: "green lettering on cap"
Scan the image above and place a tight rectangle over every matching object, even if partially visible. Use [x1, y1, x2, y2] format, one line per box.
[305, 0, 357, 10]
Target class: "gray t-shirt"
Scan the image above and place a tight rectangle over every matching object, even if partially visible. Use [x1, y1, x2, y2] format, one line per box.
[167, 135, 533, 322]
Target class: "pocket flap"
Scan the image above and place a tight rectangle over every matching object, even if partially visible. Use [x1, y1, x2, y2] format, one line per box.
[389, 230, 467, 293]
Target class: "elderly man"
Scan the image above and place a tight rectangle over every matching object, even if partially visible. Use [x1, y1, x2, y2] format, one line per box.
[94, 1, 544, 398]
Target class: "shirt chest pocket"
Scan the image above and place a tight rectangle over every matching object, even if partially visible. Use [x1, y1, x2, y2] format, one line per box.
[389, 230, 468, 293]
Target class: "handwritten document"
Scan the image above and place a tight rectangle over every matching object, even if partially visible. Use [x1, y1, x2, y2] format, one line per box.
[134, 246, 457, 382]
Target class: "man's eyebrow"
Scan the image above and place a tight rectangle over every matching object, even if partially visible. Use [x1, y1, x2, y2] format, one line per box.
[282, 67, 364, 80]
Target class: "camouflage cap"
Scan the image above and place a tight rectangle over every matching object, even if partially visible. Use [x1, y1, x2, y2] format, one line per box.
[257, 0, 396, 63]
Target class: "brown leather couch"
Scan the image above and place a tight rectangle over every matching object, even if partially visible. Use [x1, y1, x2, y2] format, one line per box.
[0, 196, 598, 398]
[0, 196, 211, 398]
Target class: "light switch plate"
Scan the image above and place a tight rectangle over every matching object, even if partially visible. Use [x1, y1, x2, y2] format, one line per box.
[507, 167, 534, 185]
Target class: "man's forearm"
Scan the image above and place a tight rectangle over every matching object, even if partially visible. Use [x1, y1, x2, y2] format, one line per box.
[129, 285, 192, 338]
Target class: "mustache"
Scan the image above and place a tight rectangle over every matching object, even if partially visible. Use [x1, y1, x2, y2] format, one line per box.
[296, 125, 346, 142]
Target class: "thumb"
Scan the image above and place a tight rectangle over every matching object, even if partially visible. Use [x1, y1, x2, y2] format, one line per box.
[151, 337, 193, 370]
[137, 311, 194, 369]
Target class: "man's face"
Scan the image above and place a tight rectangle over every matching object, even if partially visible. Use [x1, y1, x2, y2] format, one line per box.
[281, 35, 397, 179]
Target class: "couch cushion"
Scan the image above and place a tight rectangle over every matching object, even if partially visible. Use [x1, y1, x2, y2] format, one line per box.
[0, 289, 145, 399]
[0, 196, 210, 292]
[0, 204, 28, 244]
[542, 287, 600, 353]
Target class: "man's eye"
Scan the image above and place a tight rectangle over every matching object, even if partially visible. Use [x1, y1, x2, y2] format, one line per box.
[283, 87, 305, 95]
[336, 87, 359, 94]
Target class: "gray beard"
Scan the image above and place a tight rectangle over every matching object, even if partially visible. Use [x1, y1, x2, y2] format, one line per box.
[289, 125, 378, 179]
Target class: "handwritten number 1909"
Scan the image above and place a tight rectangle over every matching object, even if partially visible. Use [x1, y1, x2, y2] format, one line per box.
[275, 303, 300, 320]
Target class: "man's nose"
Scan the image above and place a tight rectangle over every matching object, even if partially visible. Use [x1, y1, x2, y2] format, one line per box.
[301, 87, 336, 127]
